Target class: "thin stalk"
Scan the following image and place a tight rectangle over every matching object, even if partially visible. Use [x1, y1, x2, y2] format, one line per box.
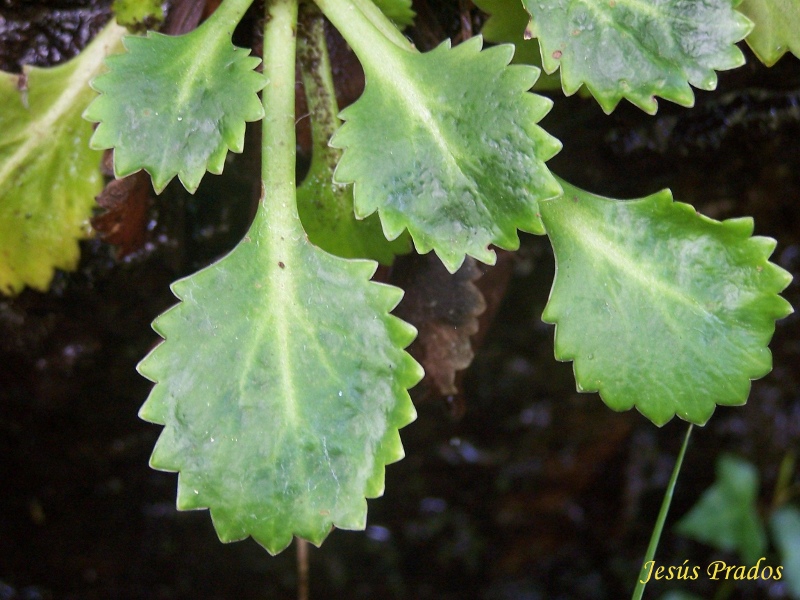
[347, 0, 414, 50]
[296, 538, 309, 600]
[631, 423, 693, 600]
[297, 1, 342, 166]
[256, 0, 301, 238]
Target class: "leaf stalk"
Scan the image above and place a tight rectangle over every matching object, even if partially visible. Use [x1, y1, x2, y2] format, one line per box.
[631, 423, 693, 600]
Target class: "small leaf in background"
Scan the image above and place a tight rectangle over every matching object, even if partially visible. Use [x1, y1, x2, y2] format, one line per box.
[112, 0, 164, 32]
[0, 22, 125, 296]
[659, 592, 705, 600]
[372, 0, 415, 29]
[770, 506, 800, 597]
[138, 224, 422, 554]
[740, 0, 800, 67]
[393, 253, 487, 398]
[676, 455, 767, 565]
[333, 36, 562, 273]
[473, 0, 561, 89]
[84, 1, 266, 193]
[522, 0, 752, 113]
[297, 159, 410, 265]
[540, 180, 792, 425]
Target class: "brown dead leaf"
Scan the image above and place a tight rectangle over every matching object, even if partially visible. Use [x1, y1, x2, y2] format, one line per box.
[392, 253, 487, 402]
[92, 169, 152, 258]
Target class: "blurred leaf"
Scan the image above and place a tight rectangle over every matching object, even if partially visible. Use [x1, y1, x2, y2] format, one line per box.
[372, 0, 415, 28]
[770, 505, 800, 598]
[540, 180, 793, 425]
[676, 455, 767, 564]
[112, 0, 165, 31]
[740, 0, 800, 66]
[521, 0, 752, 113]
[0, 22, 125, 295]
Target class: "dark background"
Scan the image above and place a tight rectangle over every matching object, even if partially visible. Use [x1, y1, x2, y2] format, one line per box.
[1, 1, 800, 598]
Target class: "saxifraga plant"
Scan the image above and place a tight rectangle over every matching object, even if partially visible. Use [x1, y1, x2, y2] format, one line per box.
[1, 0, 797, 594]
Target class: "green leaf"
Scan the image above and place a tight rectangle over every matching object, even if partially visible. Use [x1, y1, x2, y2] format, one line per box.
[297, 158, 410, 264]
[0, 22, 126, 296]
[740, 0, 800, 66]
[314, 0, 562, 272]
[137, 210, 422, 553]
[84, 0, 266, 193]
[660, 592, 705, 600]
[540, 180, 792, 425]
[112, 0, 164, 31]
[473, 0, 561, 89]
[521, 0, 753, 113]
[770, 506, 800, 597]
[676, 455, 767, 565]
[138, 0, 422, 554]
[372, 0, 415, 28]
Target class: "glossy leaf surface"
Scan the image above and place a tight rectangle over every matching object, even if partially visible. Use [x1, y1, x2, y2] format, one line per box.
[740, 0, 800, 66]
[84, 0, 265, 193]
[331, 35, 562, 272]
[540, 181, 792, 425]
[676, 455, 767, 565]
[0, 22, 125, 295]
[138, 220, 421, 553]
[522, 0, 752, 113]
[138, 0, 422, 554]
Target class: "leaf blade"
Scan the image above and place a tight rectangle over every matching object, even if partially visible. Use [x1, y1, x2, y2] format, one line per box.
[540, 181, 792, 425]
[84, 2, 266, 193]
[330, 36, 562, 272]
[0, 22, 126, 295]
[522, 0, 753, 113]
[740, 0, 800, 66]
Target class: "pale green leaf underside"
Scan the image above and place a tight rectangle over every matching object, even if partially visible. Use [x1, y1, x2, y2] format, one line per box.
[0, 22, 125, 295]
[473, 0, 561, 89]
[372, 0, 415, 28]
[297, 159, 410, 264]
[770, 506, 800, 596]
[740, 0, 800, 66]
[540, 181, 792, 426]
[333, 36, 562, 273]
[84, 15, 265, 193]
[522, 0, 753, 113]
[676, 455, 767, 565]
[137, 227, 422, 554]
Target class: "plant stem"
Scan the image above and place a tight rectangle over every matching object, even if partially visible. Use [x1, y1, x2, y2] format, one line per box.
[297, 1, 342, 167]
[255, 0, 301, 239]
[296, 538, 309, 600]
[313, 0, 414, 73]
[347, 0, 413, 50]
[631, 423, 693, 600]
